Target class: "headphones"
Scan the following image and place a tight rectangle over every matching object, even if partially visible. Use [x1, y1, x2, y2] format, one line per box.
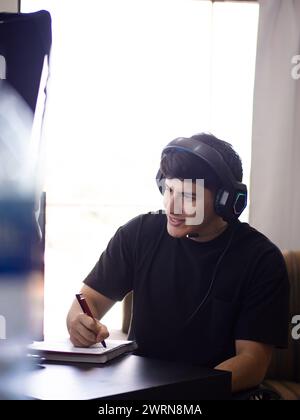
[156, 136, 247, 223]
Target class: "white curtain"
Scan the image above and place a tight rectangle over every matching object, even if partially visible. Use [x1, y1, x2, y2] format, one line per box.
[250, 0, 300, 250]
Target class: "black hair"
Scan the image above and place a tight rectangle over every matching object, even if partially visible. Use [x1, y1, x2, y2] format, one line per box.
[160, 133, 243, 192]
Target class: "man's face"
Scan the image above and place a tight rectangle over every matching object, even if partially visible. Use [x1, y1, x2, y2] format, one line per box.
[163, 178, 216, 238]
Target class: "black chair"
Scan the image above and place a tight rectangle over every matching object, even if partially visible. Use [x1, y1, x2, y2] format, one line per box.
[232, 385, 281, 400]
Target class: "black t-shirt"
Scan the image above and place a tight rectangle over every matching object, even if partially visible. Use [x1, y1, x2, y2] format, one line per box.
[84, 212, 290, 368]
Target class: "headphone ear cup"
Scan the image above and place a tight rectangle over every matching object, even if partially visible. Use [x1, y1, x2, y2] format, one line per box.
[214, 188, 234, 222]
[215, 188, 246, 222]
[214, 188, 225, 218]
[233, 191, 247, 216]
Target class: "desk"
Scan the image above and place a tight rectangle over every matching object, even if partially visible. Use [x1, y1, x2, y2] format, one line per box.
[23, 354, 231, 400]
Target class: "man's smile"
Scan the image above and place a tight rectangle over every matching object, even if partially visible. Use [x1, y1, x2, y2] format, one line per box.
[168, 214, 185, 227]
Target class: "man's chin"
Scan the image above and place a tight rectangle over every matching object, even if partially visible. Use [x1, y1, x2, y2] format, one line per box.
[166, 223, 188, 238]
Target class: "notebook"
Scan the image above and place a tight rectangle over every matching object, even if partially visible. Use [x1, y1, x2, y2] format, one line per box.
[28, 339, 137, 363]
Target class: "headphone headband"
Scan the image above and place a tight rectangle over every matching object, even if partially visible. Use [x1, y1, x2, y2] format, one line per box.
[163, 137, 242, 190]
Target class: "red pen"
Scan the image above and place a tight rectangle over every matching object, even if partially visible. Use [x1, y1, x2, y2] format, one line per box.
[75, 293, 107, 348]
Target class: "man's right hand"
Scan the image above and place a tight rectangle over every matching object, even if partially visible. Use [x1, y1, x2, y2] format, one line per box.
[68, 313, 109, 347]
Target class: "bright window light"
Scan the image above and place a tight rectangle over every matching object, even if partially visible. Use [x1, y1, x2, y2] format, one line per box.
[21, 0, 259, 339]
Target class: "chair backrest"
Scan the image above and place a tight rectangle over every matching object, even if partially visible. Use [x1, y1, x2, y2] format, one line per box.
[122, 291, 133, 336]
[266, 250, 300, 382]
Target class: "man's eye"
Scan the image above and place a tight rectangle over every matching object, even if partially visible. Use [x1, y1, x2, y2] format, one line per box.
[183, 194, 195, 200]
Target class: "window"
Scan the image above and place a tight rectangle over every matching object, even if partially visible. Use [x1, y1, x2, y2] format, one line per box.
[22, 0, 259, 339]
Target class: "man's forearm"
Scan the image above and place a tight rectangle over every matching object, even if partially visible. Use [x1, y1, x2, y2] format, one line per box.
[215, 353, 267, 393]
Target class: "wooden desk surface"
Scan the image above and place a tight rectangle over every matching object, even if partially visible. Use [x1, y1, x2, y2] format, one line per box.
[21, 354, 231, 400]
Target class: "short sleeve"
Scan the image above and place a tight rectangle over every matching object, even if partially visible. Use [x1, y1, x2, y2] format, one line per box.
[234, 247, 290, 348]
[83, 217, 139, 301]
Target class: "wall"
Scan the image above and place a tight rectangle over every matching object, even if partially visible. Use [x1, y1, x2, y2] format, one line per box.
[0, 0, 18, 12]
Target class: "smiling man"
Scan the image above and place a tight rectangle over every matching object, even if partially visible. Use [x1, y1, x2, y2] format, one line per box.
[67, 133, 289, 394]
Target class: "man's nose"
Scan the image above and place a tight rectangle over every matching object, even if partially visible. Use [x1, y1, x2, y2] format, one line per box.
[168, 194, 184, 215]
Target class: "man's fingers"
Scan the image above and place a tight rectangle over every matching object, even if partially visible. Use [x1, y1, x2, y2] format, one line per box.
[78, 314, 100, 333]
[69, 314, 110, 347]
[76, 321, 97, 343]
[96, 324, 109, 343]
[71, 330, 94, 347]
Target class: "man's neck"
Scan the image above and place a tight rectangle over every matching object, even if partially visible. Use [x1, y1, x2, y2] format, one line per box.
[189, 219, 229, 243]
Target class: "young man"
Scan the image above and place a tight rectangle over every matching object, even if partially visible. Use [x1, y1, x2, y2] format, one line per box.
[67, 133, 289, 393]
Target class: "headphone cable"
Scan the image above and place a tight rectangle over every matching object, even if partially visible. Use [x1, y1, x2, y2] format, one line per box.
[183, 221, 239, 327]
